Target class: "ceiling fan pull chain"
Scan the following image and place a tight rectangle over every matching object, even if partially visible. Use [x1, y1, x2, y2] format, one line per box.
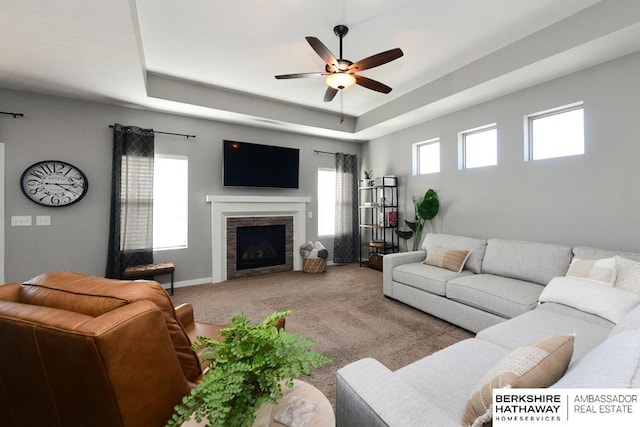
[340, 91, 344, 124]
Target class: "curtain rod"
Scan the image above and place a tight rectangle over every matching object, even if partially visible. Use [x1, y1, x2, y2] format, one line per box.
[314, 150, 357, 156]
[1, 111, 24, 118]
[108, 125, 196, 139]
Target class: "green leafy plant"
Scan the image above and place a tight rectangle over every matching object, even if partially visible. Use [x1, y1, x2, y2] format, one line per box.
[395, 189, 439, 251]
[167, 310, 333, 427]
[363, 169, 373, 179]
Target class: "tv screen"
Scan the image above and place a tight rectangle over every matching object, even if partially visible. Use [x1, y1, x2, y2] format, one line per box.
[223, 140, 300, 189]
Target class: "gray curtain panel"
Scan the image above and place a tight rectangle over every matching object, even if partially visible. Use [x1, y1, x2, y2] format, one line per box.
[334, 153, 359, 264]
[105, 124, 154, 278]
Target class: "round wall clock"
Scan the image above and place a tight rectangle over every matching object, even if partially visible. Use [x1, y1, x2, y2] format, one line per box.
[20, 160, 89, 207]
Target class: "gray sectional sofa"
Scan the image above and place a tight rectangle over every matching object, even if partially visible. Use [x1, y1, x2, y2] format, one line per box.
[382, 233, 575, 333]
[336, 233, 640, 426]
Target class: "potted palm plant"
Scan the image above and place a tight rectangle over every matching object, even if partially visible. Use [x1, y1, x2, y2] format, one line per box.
[396, 189, 439, 251]
[166, 310, 333, 427]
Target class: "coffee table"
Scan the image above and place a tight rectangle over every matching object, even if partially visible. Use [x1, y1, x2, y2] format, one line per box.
[180, 379, 334, 427]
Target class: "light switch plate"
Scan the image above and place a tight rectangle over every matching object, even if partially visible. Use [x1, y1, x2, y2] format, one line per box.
[11, 216, 32, 226]
[36, 215, 51, 226]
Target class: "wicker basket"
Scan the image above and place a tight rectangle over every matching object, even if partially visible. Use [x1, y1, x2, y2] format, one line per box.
[303, 257, 327, 273]
[368, 253, 383, 270]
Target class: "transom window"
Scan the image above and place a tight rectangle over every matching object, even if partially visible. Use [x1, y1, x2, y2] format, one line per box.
[459, 124, 497, 169]
[526, 103, 584, 161]
[413, 138, 440, 175]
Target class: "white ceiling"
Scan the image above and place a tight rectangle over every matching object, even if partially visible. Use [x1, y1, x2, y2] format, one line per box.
[1, 0, 639, 141]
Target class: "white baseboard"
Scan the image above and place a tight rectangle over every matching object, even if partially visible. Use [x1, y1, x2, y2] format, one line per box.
[156, 277, 212, 290]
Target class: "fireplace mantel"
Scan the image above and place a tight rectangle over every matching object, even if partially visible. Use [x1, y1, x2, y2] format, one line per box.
[206, 195, 311, 283]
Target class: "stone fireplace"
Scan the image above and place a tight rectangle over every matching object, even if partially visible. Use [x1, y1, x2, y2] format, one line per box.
[226, 216, 293, 279]
[206, 195, 310, 283]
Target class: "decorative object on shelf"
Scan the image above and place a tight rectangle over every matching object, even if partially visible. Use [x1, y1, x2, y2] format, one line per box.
[362, 169, 374, 187]
[20, 160, 88, 207]
[395, 189, 440, 251]
[167, 310, 333, 427]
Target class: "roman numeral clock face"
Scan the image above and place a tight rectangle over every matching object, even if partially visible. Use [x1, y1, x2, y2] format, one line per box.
[20, 160, 89, 207]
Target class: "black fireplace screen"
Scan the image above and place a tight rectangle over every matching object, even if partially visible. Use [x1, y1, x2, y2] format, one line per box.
[236, 224, 286, 270]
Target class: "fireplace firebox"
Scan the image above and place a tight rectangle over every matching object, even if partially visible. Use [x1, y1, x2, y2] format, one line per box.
[236, 224, 286, 270]
[225, 216, 294, 279]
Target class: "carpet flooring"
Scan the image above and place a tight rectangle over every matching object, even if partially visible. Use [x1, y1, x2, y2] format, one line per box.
[170, 263, 473, 408]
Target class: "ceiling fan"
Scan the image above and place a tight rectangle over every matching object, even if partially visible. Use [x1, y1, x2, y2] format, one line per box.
[275, 25, 403, 102]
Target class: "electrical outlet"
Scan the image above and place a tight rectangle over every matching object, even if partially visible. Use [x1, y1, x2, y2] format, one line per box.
[36, 215, 51, 226]
[308, 211, 313, 219]
[11, 216, 32, 226]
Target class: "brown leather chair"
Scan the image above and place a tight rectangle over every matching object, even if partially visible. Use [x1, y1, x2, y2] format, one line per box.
[0, 271, 225, 427]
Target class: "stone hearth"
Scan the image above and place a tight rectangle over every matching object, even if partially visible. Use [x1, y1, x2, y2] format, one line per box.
[206, 195, 310, 283]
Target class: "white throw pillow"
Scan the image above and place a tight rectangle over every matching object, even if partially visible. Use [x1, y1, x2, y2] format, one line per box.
[614, 255, 640, 295]
[539, 277, 640, 323]
[566, 256, 616, 286]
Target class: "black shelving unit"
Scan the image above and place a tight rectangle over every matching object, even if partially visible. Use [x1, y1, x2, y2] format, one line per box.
[358, 176, 399, 270]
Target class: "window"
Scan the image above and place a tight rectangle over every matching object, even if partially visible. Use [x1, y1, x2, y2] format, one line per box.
[459, 124, 497, 169]
[526, 103, 584, 161]
[413, 138, 440, 175]
[153, 155, 188, 250]
[317, 168, 336, 236]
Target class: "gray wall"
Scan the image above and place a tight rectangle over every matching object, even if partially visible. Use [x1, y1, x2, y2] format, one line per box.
[363, 52, 640, 252]
[0, 88, 360, 283]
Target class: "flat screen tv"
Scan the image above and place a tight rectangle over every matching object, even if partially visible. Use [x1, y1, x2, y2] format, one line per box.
[223, 140, 300, 189]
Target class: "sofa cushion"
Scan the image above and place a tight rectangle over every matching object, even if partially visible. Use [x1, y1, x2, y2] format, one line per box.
[424, 247, 471, 273]
[539, 276, 640, 324]
[423, 233, 487, 273]
[482, 238, 572, 285]
[573, 245, 640, 263]
[462, 334, 574, 427]
[553, 329, 640, 388]
[446, 274, 543, 319]
[393, 263, 472, 296]
[476, 305, 612, 362]
[610, 304, 640, 336]
[395, 338, 509, 425]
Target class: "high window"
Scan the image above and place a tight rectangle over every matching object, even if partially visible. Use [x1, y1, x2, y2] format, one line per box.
[153, 155, 188, 250]
[413, 138, 440, 175]
[317, 168, 336, 236]
[526, 103, 584, 161]
[459, 124, 497, 169]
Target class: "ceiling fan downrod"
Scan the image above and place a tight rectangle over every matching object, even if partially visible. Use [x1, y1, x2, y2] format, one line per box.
[334, 25, 349, 60]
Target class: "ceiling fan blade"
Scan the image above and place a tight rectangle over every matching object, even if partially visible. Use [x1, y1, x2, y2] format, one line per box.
[306, 36, 338, 67]
[355, 75, 392, 94]
[349, 48, 404, 72]
[324, 86, 338, 102]
[275, 72, 327, 79]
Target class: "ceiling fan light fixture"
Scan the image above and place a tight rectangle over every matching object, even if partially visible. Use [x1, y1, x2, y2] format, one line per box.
[326, 72, 356, 90]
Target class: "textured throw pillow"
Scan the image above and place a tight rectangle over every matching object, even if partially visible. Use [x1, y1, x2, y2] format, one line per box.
[423, 247, 471, 273]
[461, 334, 574, 427]
[614, 255, 640, 295]
[566, 257, 616, 286]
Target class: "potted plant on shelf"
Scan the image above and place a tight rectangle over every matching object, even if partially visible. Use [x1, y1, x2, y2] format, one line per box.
[362, 169, 374, 187]
[166, 310, 333, 427]
[396, 189, 439, 251]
